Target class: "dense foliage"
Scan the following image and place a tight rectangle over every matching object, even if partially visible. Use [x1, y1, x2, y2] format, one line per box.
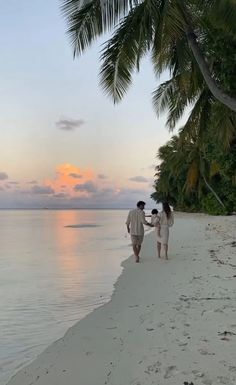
[62, 1, 236, 214]
[152, 9, 236, 215]
[151, 133, 236, 215]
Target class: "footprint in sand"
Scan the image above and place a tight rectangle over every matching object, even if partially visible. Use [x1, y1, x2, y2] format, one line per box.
[144, 361, 161, 374]
[163, 365, 178, 379]
[198, 348, 215, 356]
[192, 370, 204, 378]
[157, 322, 164, 327]
[202, 378, 213, 385]
[178, 341, 188, 347]
[217, 376, 232, 384]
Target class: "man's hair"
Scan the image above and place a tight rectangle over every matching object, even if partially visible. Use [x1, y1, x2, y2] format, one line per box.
[151, 209, 158, 214]
[137, 201, 146, 208]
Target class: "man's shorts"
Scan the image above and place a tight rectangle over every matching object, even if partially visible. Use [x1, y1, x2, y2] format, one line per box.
[131, 235, 144, 246]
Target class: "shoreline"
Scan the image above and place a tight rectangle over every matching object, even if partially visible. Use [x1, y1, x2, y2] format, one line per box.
[7, 213, 236, 385]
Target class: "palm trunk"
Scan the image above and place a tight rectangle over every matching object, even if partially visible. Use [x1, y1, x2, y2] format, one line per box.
[186, 29, 236, 112]
[202, 175, 225, 209]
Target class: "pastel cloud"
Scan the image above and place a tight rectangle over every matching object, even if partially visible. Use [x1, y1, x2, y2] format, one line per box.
[0, 172, 8, 180]
[74, 181, 98, 194]
[45, 164, 95, 195]
[53, 192, 69, 198]
[0, 184, 154, 209]
[56, 118, 85, 131]
[0, 163, 154, 208]
[97, 174, 108, 180]
[129, 176, 149, 183]
[69, 173, 83, 179]
[31, 185, 55, 195]
[28, 180, 37, 184]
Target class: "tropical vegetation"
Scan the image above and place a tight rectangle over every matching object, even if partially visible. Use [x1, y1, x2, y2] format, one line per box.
[62, 0, 236, 214]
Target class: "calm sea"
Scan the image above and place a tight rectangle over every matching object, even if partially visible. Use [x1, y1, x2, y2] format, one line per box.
[0, 209, 151, 384]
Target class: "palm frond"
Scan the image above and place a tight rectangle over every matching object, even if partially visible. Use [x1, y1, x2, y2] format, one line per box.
[178, 89, 213, 143]
[99, 0, 157, 102]
[61, 0, 143, 56]
[208, 0, 236, 36]
[185, 160, 199, 191]
[151, 1, 186, 76]
[210, 103, 236, 148]
[152, 71, 199, 130]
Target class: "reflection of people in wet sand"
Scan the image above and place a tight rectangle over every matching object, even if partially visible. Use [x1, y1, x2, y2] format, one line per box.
[126, 201, 153, 263]
[155, 202, 174, 260]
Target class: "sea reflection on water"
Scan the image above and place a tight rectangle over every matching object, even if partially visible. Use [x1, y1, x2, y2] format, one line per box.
[0, 209, 130, 384]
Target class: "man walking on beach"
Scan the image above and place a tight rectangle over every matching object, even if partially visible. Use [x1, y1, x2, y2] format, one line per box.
[126, 201, 153, 263]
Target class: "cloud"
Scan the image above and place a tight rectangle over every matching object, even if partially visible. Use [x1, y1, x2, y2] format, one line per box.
[68, 185, 154, 208]
[69, 173, 83, 179]
[56, 118, 85, 131]
[129, 176, 149, 183]
[0, 172, 8, 180]
[74, 181, 98, 194]
[0, 183, 155, 209]
[28, 180, 37, 184]
[45, 164, 95, 195]
[31, 185, 55, 195]
[53, 193, 68, 198]
[97, 174, 108, 180]
[9, 181, 19, 185]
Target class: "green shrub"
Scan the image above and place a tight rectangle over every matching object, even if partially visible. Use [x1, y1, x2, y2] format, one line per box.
[201, 194, 228, 215]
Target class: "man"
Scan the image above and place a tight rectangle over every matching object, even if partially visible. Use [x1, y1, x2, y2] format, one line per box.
[126, 201, 153, 263]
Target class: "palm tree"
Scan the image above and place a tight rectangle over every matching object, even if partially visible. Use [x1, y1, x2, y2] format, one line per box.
[62, 0, 236, 112]
[154, 130, 226, 210]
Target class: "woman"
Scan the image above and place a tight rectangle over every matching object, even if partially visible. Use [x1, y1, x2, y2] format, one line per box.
[156, 202, 174, 260]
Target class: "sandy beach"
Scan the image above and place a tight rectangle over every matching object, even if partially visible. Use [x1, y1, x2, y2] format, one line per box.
[7, 213, 236, 385]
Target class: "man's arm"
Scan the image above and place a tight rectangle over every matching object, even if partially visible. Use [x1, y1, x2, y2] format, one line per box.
[142, 211, 153, 227]
[126, 212, 131, 233]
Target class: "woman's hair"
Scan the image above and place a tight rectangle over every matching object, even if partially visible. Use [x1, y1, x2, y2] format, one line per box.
[151, 209, 158, 215]
[162, 202, 171, 218]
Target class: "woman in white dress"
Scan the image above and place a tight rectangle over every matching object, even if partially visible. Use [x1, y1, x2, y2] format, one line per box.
[156, 202, 174, 260]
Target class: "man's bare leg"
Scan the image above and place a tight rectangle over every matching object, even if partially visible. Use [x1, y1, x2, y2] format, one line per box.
[136, 245, 141, 262]
[132, 245, 139, 262]
[157, 242, 161, 258]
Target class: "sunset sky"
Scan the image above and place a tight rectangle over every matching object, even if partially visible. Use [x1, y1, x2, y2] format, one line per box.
[0, 0, 178, 209]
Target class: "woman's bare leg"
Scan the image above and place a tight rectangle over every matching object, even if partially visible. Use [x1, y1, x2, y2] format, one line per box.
[157, 242, 161, 258]
[163, 244, 168, 260]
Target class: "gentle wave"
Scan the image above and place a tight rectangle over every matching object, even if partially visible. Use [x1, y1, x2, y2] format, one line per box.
[65, 223, 100, 228]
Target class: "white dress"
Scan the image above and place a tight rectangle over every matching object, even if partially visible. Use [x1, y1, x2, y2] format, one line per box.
[156, 211, 174, 245]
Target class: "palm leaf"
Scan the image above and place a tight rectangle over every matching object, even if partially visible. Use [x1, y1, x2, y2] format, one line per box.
[99, 0, 157, 102]
[61, 0, 143, 56]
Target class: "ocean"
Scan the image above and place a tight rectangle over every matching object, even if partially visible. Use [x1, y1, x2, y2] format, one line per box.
[0, 209, 153, 384]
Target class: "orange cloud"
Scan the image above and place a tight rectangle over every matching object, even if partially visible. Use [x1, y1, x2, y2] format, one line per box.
[45, 163, 95, 196]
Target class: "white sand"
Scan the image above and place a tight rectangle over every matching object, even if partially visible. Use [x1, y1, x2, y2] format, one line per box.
[7, 213, 236, 385]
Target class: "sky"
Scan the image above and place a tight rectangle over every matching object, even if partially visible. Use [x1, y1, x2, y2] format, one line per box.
[0, 0, 176, 209]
